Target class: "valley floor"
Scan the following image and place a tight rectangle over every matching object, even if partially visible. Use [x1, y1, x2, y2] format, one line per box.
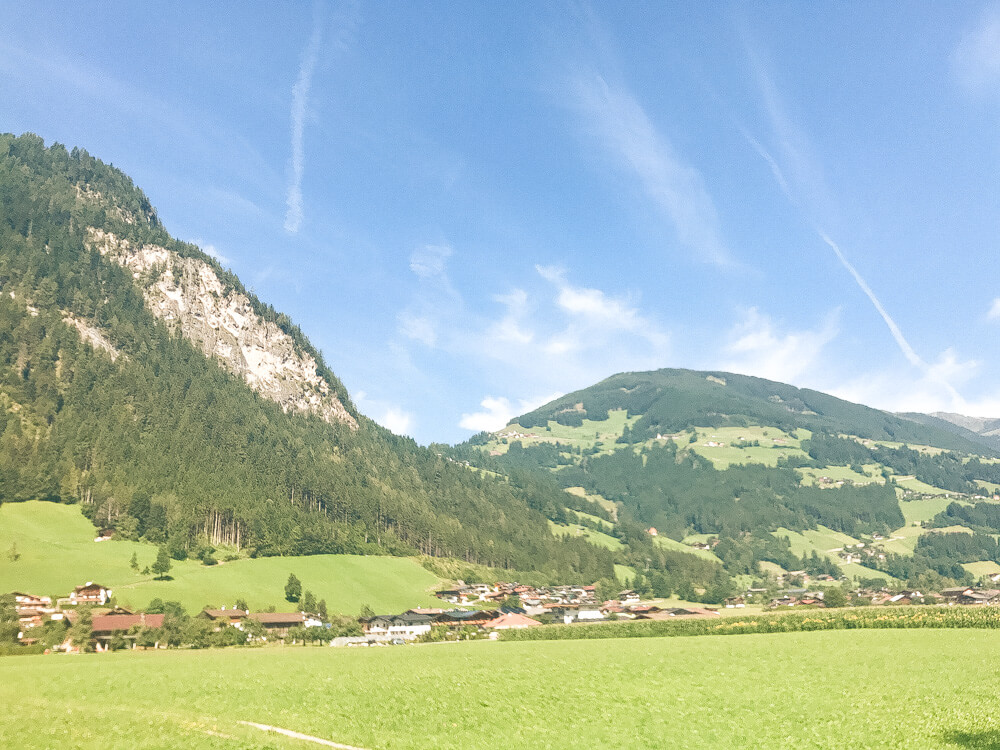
[3, 629, 998, 749]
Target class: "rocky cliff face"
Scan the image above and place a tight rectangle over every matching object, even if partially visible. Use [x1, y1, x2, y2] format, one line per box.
[87, 227, 357, 429]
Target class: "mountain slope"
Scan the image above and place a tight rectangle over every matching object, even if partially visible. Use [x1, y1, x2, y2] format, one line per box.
[453, 368, 1000, 593]
[514, 368, 996, 455]
[0, 132, 613, 582]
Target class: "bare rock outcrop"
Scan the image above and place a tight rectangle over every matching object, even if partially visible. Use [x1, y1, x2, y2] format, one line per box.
[88, 228, 356, 428]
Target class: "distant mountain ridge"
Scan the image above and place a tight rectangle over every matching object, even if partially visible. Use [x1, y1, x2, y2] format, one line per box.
[512, 368, 997, 456]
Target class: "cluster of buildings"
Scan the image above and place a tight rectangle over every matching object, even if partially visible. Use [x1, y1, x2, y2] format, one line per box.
[8, 584, 317, 651]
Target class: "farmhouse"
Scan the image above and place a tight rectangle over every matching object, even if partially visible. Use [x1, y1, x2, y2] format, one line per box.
[246, 612, 318, 637]
[198, 608, 249, 628]
[66, 582, 113, 606]
[484, 612, 541, 630]
[90, 613, 165, 648]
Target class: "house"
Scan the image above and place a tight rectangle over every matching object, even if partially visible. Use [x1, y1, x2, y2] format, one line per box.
[387, 613, 433, 640]
[724, 596, 746, 608]
[12, 592, 52, 612]
[434, 609, 499, 628]
[361, 615, 395, 637]
[576, 603, 604, 622]
[199, 608, 249, 628]
[940, 587, 973, 601]
[483, 612, 541, 630]
[68, 582, 112, 606]
[648, 527, 658, 537]
[960, 589, 1000, 605]
[246, 612, 317, 637]
[617, 590, 640, 606]
[90, 613, 165, 648]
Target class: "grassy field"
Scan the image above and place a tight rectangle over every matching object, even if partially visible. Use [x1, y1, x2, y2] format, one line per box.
[548, 521, 624, 551]
[685, 426, 809, 469]
[962, 561, 1000, 578]
[772, 526, 896, 582]
[614, 563, 636, 583]
[653, 535, 721, 562]
[797, 463, 881, 486]
[4, 630, 1000, 748]
[0, 502, 444, 615]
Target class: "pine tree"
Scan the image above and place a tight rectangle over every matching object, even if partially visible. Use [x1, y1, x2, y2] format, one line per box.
[151, 545, 172, 579]
[284, 573, 302, 603]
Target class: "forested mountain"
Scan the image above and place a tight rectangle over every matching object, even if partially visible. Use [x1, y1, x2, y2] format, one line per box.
[515, 369, 994, 455]
[0, 133, 613, 582]
[450, 369, 1000, 596]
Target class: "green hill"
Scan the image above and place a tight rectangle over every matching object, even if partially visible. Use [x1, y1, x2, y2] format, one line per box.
[514, 368, 995, 455]
[0, 501, 444, 615]
[452, 369, 1000, 594]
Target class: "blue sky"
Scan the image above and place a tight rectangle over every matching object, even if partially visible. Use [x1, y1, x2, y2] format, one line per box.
[4, 2, 1000, 444]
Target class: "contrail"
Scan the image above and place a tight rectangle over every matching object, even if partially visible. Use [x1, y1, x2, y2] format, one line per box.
[284, 9, 323, 234]
[819, 231, 963, 403]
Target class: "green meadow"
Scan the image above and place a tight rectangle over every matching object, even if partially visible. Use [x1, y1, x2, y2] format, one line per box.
[0, 502, 443, 615]
[3, 630, 1000, 748]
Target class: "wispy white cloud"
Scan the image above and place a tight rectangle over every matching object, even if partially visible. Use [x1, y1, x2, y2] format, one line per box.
[458, 393, 561, 433]
[740, 36, 966, 406]
[571, 74, 733, 266]
[722, 307, 838, 384]
[954, 9, 1000, 94]
[988, 298, 1000, 321]
[284, 8, 324, 234]
[830, 349, 981, 417]
[189, 238, 230, 267]
[353, 390, 415, 436]
[395, 245, 671, 432]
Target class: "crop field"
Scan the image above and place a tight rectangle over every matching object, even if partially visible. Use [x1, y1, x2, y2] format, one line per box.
[0, 502, 443, 615]
[4, 629, 1000, 749]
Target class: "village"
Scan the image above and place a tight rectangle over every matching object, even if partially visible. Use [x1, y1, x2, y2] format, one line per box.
[9, 575, 1000, 654]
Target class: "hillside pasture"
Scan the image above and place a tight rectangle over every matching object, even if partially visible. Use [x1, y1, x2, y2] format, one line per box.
[653, 535, 721, 562]
[773, 526, 896, 582]
[0, 502, 444, 615]
[685, 426, 809, 469]
[4, 630, 1000, 748]
[796, 463, 881, 487]
[548, 521, 623, 551]
[962, 560, 1000, 578]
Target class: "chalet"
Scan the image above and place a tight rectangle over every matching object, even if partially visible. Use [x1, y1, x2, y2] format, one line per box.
[939, 586, 973, 601]
[483, 612, 541, 630]
[724, 596, 746, 608]
[435, 587, 478, 605]
[387, 613, 433, 640]
[68, 582, 113, 606]
[199, 608, 249, 628]
[246, 612, 318, 637]
[887, 591, 923, 604]
[648, 527, 658, 537]
[434, 609, 499, 628]
[361, 615, 395, 637]
[12, 592, 52, 612]
[90, 613, 165, 648]
[617, 590, 641, 606]
[690, 542, 712, 551]
[960, 589, 1000, 605]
